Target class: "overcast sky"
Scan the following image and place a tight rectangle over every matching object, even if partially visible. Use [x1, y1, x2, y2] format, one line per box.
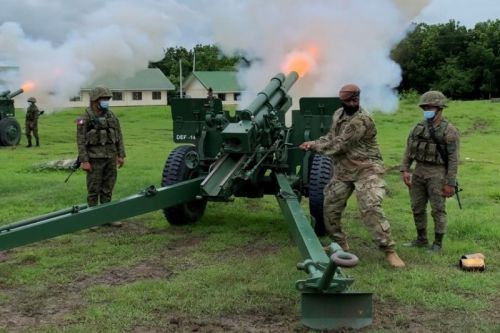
[417, 0, 499, 26]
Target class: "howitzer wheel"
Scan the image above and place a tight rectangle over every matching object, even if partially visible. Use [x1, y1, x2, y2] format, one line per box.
[308, 154, 333, 236]
[162, 145, 207, 225]
[0, 118, 21, 146]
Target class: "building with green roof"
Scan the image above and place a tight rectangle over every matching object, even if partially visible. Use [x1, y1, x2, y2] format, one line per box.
[69, 68, 175, 107]
[183, 71, 242, 104]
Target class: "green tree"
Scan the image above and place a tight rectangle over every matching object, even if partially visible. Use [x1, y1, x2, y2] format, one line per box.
[149, 44, 240, 93]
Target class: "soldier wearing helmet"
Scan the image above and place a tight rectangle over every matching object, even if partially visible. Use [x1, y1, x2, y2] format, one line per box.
[400, 90, 460, 252]
[299, 84, 406, 268]
[76, 86, 126, 228]
[25, 96, 43, 147]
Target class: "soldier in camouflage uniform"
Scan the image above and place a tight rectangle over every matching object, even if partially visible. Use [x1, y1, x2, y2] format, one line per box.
[300, 84, 405, 268]
[77, 86, 126, 228]
[25, 97, 43, 147]
[401, 91, 459, 251]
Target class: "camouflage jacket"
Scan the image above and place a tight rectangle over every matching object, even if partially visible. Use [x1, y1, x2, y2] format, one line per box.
[400, 118, 459, 186]
[312, 107, 384, 181]
[76, 108, 126, 162]
[26, 104, 40, 122]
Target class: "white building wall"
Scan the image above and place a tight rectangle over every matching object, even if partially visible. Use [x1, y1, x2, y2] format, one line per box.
[184, 79, 208, 98]
[62, 90, 168, 108]
[184, 79, 239, 104]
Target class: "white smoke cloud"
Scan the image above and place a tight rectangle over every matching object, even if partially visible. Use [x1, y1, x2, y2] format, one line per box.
[0, 0, 458, 113]
[203, 0, 431, 112]
[0, 0, 205, 108]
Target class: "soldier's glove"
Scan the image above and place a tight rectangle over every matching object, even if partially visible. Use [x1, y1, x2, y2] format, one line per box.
[117, 157, 125, 168]
[81, 161, 92, 172]
[39, 110, 45, 115]
[442, 184, 455, 198]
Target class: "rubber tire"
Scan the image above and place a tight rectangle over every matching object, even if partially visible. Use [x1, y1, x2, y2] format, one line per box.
[162, 145, 207, 225]
[308, 154, 333, 236]
[0, 118, 21, 146]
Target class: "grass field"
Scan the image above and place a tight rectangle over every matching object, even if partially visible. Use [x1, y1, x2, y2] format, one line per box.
[0, 98, 499, 332]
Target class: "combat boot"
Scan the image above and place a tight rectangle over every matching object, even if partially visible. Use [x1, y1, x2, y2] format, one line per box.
[429, 233, 444, 252]
[26, 138, 32, 148]
[35, 138, 40, 147]
[403, 228, 428, 247]
[386, 251, 406, 268]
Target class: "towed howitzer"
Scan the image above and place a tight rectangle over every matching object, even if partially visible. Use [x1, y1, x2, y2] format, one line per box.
[0, 88, 23, 146]
[0, 72, 372, 330]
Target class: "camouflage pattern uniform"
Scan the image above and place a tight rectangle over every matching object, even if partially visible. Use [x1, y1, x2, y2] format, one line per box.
[312, 106, 396, 253]
[400, 92, 459, 249]
[25, 97, 40, 147]
[77, 90, 125, 207]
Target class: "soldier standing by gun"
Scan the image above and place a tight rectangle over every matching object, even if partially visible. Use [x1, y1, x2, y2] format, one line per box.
[300, 84, 406, 268]
[76, 86, 125, 229]
[25, 97, 43, 147]
[400, 91, 460, 252]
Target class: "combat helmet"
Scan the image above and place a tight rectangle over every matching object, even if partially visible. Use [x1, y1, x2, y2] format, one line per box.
[27, 97, 37, 103]
[419, 91, 447, 108]
[90, 86, 112, 102]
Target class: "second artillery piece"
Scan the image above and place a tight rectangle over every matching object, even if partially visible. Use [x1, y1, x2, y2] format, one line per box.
[0, 72, 373, 330]
[0, 88, 24, 146]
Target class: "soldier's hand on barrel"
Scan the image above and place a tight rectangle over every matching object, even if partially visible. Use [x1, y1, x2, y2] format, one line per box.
[442, 184, 455, 198]
[402, 171, 412, 187]
[117, 157, 125, 168]
[299, 141, 315, 151]
[81, 161, 92, 172]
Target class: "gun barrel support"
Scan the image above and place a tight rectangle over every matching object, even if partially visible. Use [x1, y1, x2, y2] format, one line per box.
[0, 178, 203, 251]
[7, 89, 24, 99]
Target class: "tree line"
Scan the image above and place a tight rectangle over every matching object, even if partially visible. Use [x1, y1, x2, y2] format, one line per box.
[151, 19, 500, 100]
[392, 19, 500, 99]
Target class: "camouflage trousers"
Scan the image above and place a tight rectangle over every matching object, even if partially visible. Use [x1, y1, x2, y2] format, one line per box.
[323, 174, 395, 252]
[409, 175, 447, 234]
[86, 158, 117, 207]
[25, 121, 39, 141]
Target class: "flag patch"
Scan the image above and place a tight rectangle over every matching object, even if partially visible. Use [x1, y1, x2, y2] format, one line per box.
[76, 118, 85, 126]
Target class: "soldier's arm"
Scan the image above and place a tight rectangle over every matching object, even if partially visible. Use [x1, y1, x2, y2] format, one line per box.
[400, 131, 414, 172]
[445, 126, 460, 186]
[115, 117, 126, 158]
[76, 120, 89, 163]
[314, 117, 366, 156]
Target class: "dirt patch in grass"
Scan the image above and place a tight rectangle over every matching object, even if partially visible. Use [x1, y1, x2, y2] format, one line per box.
[0, 226, 204, 332]
[1, 224, 498, 332]
[462, 118, 491, 136]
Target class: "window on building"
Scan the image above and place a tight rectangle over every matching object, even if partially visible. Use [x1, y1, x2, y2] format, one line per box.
[69, 95, 81, 102]
[234, 93, 241, 101]
[218, 93, 226, 101]
[112, 92, 123, 101]
[132, 91, 142, 100]
[152, 91, 162, 100]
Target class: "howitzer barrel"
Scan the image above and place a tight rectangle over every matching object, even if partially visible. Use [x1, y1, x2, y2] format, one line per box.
[240, 71, 298, 122]
[221, 71, 298, 154]
[7, 88, 24, 99]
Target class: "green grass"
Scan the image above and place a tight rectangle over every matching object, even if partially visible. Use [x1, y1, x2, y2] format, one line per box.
[0, 101, 499, 332]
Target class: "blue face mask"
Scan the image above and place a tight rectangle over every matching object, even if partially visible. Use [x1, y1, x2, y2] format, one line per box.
[99, 100, 109, 110]
[423, 110, 435, 120]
